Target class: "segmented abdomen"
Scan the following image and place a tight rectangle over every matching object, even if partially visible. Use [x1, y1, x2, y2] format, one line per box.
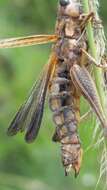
[49, 60, 83, 176]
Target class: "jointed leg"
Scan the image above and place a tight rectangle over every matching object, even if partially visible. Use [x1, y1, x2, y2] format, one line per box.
[80, 12, 102, 30]
[0, 34, 58, 48]
[70, 64, 107, 136]
[80, 12, 94, 28]
[81, 48, 107, 70]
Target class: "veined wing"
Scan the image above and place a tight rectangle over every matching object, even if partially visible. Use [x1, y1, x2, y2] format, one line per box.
[0, 34, 57, 48]
[7, 53, 57, 143]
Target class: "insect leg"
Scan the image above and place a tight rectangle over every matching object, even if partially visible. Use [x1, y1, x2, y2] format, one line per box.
[81, 48, 107, 70]
[0, 34, 58, 48]
[70, 64, 107, 136]
[80, 12, 94, 28]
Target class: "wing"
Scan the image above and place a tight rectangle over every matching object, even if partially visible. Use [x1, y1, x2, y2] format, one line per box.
[70, 64, 107, 136]
[7, 53, 57, 143]
[0, 34, 57, 48]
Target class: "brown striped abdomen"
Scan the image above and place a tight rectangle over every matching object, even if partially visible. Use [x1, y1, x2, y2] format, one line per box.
[49, 60, 83, 176]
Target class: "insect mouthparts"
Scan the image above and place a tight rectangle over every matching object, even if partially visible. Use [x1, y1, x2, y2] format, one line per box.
[59, 0, 70, 7]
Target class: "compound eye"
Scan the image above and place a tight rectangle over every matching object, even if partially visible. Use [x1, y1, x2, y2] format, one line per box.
[59, 0, 70, 7]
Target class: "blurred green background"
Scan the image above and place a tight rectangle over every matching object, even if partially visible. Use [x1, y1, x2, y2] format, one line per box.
[0, 0, 106, 190]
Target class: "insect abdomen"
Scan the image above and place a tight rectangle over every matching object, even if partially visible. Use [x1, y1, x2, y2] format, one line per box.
[49, 61, 83, 176]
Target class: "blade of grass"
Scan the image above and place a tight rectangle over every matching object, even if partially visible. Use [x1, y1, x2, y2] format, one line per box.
[82, 0, 105, 111]
[82, 0, 107, 187]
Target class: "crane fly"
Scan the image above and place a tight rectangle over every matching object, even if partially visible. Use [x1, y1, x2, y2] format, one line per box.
[0, 0, 107, 176]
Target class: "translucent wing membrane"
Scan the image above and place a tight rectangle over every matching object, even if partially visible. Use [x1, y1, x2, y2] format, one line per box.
[7, 53, 57, 143]
[7, 66, 48, 142]
[0, 34, 57, 48]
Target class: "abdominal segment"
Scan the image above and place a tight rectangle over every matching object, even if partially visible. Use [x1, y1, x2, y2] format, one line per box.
[49, 60, 83, 176]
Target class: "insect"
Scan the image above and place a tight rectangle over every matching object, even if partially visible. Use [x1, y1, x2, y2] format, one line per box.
[0, 0, 107, 176]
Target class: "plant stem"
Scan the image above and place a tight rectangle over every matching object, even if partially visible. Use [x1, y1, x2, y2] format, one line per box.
[82, 0, 106, 111]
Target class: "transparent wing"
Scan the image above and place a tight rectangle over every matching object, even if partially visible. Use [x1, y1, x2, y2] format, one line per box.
[7, 53, 57, 143]
[0, 34, 57, 48]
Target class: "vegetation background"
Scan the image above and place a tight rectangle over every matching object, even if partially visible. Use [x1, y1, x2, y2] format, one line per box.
[0, 0, 106, 190]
